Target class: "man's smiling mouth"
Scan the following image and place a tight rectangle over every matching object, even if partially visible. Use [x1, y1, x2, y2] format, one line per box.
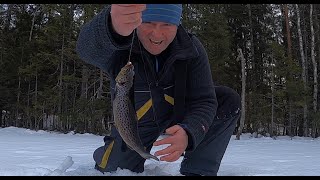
[150, 39, 163, 45]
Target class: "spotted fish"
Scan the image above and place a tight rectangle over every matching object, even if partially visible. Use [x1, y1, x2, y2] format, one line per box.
[113, 61, 159, 161]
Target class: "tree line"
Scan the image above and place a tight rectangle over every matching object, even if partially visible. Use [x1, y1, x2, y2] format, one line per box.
[1, 4, 319, 139]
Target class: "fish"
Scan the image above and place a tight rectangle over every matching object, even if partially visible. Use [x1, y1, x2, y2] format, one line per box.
[113, 61, 159, 161]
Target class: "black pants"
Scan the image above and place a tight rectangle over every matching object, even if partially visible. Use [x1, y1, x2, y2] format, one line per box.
[93, 85, 240, 176]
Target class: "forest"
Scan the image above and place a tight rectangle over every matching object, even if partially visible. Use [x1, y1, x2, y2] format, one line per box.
[0, 4, 319, 139]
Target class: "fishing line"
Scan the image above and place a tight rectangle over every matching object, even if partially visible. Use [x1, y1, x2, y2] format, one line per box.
[128, 29, 136, 64]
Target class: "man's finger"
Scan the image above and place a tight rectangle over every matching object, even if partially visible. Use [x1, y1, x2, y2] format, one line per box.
[123, 18, 142, 29]
[153, 135, 174, 146]
[116, 4, 146, 15]
[120, 13, 142, 24]
[116, 4, 144, 7]
[165, 125, 182, 135]
[160, 151, 181, 162]
[154, 144, 175, 156]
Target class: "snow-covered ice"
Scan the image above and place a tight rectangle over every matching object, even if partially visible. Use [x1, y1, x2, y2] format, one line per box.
[1, 126, 320, 176]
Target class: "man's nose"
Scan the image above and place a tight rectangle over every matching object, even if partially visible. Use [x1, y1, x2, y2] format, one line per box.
[151, 25, 163, 38]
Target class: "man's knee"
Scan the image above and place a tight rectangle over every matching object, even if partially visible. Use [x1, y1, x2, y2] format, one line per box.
[93, 126, 156, 174]
[93, 135, 120, 173]
[215, 86, 241, 119]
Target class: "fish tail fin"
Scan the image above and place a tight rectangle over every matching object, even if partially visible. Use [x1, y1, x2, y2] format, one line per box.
[142, 153, 159, 161]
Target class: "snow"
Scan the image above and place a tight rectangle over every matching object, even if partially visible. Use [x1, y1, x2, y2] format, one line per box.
[1, 126, 320, 176]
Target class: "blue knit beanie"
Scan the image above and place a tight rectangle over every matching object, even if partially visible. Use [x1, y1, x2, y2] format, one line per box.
[142, 4, 182, 26]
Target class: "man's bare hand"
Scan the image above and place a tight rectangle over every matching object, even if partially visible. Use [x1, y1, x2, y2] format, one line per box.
[110, 4, 146, 36]
[153, 125, 188, 162]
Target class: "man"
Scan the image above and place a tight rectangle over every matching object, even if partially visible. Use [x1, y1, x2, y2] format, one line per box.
[76, 4, 240, 176]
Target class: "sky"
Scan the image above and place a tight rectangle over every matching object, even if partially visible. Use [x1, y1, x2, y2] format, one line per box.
[1, 126, 320, 176]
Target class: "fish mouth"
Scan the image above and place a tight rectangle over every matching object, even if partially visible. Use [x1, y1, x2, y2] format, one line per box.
[127, 63, 134, 70]
[118, 82, 125, 86]
[127, 63, 134, 75]
[127, 61, 133, 67]
[126, 62, 134, 72]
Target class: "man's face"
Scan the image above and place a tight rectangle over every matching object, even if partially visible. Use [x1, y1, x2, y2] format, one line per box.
[137, 22, 178, 55]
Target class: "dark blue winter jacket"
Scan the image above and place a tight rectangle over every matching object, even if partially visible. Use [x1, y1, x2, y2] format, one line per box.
[76, 6, 218, 151]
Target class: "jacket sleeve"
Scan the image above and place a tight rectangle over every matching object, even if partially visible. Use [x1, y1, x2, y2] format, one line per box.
[76, 5, 133, 76]
[180, 35, 218, 151]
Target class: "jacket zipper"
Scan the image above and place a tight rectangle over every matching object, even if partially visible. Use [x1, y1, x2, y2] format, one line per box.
[157, 52, 181, 84]
[140, 50, 190, 125]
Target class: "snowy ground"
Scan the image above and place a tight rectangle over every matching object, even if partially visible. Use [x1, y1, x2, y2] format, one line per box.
[1, 126, 320, 176]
